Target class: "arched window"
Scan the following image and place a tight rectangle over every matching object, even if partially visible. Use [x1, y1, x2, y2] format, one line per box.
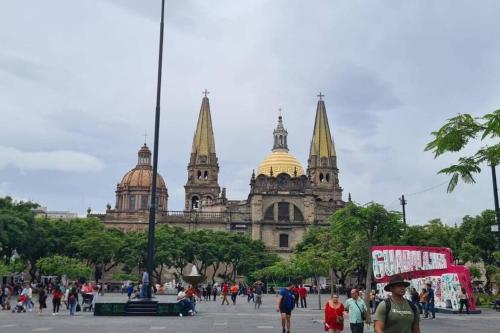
[264, 205, 274, 220]
[278, 202, 290, 221]
[128, 195, 136, 210]
[191, 196, 200, 210]
[293, 205, 304, 222]
[205, 196, 212, 204]
[204, 171, 208, 180]
[197, 171, 202, 179]
[279, 135, 283, 145]
[279, 234, 289, 248]
[141, 195, 148, 209]
[319, 173, 324, 182]
[326, 173, 330, 182]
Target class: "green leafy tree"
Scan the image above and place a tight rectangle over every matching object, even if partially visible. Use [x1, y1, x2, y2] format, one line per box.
[76, 228, 125, 282]
[330, 202, 404, 308]
[425, 110, 500, 192]
[37, 255, 91, 280]
[0, 196, 37, 263]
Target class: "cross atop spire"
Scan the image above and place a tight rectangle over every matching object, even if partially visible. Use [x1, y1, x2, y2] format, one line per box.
[143, 131, 148, 144]
[317, 91, 324, 100]
[202, 89, 210, 97]
[278, 107, 283, 117]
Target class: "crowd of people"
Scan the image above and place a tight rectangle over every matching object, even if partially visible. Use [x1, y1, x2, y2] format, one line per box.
[0, 280, 104, 316]
[272, 275, 442, 333]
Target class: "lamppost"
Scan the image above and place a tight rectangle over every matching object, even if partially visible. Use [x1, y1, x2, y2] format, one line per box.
[490, 164, 500, 265]
[146, 0, 166, 297]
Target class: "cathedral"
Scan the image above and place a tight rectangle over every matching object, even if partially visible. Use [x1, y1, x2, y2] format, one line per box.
[91, 94, 346, 253]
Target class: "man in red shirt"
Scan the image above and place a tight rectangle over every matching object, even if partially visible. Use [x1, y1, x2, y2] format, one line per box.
[291, 284, 300, 308]
[299, 285, 308, 308]
[221, 282, 229, 305]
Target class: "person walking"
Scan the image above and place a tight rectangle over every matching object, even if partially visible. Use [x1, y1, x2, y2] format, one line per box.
[299, 284, 308, 308]
[277, 282, 295, 333]
[344, 289, 368, 333]
[254, 282, 263, 309]
[373, 275, 420, 333]
[21, 283, 33, 312]
[206, 284, 212, 302]
[141, 271, 150, 299]
[423, 283, 435, 319]
[418, 288, 427, 315]
[37, 285, 47, 314]
[212, 284, 218, 301]
[458, 287, 470, 314]
[410, 288, 420, 314]
[230, 283, 239, 305]
[292, 284, 300, 309]
[221, 282, 229, 305]
[51, 286, 63, 315]
[247, 286, 254, 303]
[68, 287, 78, 316]
[325, 294, 345, 332]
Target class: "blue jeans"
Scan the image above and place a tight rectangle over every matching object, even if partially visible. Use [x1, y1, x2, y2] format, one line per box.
[140, 284, 150, 299]
[69, 303, 76, 315]
[425, 302, 435, 318]
[350, 322, 364, 333]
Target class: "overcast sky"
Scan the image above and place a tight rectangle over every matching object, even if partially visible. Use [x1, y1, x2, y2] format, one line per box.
[1, 0, 499, 225]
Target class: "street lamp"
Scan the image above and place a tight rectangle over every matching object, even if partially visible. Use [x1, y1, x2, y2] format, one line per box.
[146, 0, 166, 298]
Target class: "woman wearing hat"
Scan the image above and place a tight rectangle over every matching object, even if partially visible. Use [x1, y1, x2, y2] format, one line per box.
[373, 275, 420, 333]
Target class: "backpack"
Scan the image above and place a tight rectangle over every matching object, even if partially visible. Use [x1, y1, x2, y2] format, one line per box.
[280, 289, 294, 310]
[384, 299, 417, 326]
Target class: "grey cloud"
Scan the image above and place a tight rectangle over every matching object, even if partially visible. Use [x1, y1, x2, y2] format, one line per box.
[0, 54, 68, 87]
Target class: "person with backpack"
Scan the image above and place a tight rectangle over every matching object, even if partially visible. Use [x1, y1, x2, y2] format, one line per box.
[423, 282, 435, 319]
[277, 282, 295, 333]
[68, 287, 78, 316]
[345, 289, 368, 333]
[373, 275, 420, 333]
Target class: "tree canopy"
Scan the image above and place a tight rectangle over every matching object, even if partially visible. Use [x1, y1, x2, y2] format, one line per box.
[425, 110, 500, 192]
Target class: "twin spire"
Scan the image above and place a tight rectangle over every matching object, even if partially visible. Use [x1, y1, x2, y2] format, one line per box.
[309, 95, 336, 159]
[189, 90, 337, 166]
[191, 92, 216, 162]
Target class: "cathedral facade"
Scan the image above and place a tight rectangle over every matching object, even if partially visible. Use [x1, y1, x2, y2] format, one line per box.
[91, 94, 345, 253]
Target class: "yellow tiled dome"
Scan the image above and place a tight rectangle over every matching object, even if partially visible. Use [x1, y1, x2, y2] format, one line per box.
[257, 151, 305, 177]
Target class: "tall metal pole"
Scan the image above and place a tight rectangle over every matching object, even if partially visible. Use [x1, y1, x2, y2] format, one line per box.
[399, 194, 407, 224]
[491, 165, 500, 254]
[146, 0, 165, 295]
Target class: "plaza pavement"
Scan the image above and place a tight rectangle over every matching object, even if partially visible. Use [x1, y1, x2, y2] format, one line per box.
[0, 293, 498, 333]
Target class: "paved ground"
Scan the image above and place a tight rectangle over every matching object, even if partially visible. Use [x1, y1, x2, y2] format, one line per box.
[1, 294, 499, 332]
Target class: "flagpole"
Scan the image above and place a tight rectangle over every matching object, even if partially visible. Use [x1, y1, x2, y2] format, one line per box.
[146, 0, 165, 297]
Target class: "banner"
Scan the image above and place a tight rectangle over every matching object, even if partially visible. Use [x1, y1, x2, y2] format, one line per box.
[371, 246, 475, 311]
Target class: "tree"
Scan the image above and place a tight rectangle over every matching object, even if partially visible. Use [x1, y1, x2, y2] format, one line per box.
[330, 202, 404, 311]
[425, 110, 500, 255]
[458, 210, 498, 287]
[76, 229, 125, 282]
[292, 246, 329, 309]
[0, 196, 36, 263]
[37, 255, 91, 280]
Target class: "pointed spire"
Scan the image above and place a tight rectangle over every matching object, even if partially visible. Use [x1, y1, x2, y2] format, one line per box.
[191, 93, 216, 160]
[348, 192, 352, 202]
[309, 93, 336, 159]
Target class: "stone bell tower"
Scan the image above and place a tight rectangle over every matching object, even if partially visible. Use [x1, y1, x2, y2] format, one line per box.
[184, 91, 221, 210]
[307, 93, 343, 203]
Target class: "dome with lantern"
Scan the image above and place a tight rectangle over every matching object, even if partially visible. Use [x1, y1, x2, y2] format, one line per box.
[114, 143, 168, 211]
[257, 115, 305, 177]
